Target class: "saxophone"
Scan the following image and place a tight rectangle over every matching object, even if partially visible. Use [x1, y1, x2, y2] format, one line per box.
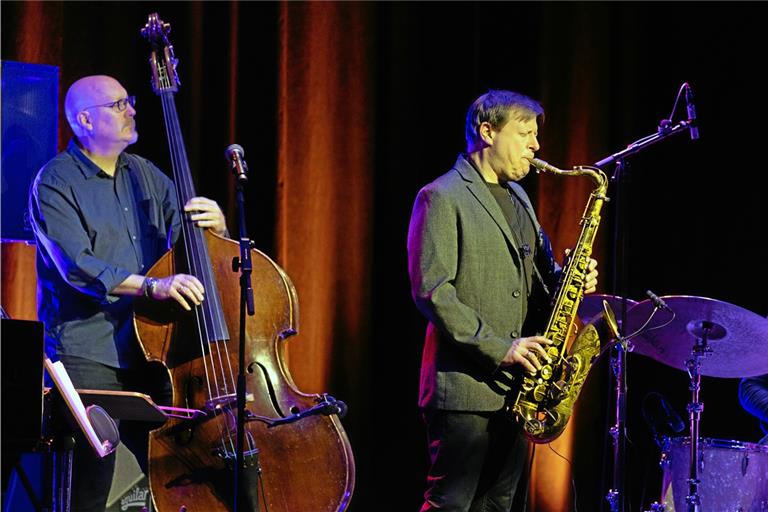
[508, 157, 611, 443]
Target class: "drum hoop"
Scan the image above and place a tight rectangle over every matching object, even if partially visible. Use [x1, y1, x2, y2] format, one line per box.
[663, 436, 768, 453]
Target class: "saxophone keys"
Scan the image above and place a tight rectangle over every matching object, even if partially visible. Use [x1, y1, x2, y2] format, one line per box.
[520, 376, 535, 391]
[548, 380, 569, 401]
[524, 418, 545, 436]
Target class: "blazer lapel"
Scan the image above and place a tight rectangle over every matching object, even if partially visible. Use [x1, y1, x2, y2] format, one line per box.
[506, 180, 558, 295]
[453, 157, 522, 258]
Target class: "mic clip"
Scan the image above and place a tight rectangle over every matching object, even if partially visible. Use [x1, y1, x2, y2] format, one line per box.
[657, 119, 673, 135]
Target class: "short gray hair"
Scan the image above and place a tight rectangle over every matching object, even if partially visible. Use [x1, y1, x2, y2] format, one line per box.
[465, 90, 544, 151]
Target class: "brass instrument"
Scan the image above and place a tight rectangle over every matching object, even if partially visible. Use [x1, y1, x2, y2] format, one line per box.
[508, 157, 611, 443]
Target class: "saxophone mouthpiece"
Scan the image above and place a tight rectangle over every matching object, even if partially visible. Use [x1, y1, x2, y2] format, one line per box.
[530, 158, 565, 174]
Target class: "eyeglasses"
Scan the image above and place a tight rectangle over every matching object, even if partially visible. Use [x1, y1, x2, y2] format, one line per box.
[82, 95, 136, 113]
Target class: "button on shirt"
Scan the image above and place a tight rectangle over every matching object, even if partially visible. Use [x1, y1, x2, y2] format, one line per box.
[29, 140, 181, 368]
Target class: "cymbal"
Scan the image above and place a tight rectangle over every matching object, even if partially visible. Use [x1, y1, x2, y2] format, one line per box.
[623, 295, 768, 378]
[578, 294, 637, 325]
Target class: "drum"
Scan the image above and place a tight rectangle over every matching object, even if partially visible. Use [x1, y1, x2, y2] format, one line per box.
[660, 437, 768, 511]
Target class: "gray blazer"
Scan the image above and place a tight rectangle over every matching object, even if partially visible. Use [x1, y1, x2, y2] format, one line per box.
[407, 155, 557, 411]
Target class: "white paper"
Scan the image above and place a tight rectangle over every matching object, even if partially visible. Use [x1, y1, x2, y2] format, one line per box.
[44, 358, 113, 458]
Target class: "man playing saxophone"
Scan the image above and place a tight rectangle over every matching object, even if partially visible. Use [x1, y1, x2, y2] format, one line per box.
[407, 89, 598, 511]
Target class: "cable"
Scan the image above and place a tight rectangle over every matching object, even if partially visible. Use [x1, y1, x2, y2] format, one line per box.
[546, 443, 579, 512]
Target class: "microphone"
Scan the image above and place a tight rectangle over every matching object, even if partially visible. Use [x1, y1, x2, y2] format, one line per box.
[642, 392, 685, 446]
[330, 399, 348, 418]
[684, 83, 700, 140]
[321, 397, 348, 418]
[301, 397, 348, 419]
[225, 144, 249, 182]
[646, 290, 672, 312]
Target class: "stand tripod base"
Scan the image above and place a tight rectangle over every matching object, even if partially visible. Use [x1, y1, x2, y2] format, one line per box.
[605, 488, 619, 512]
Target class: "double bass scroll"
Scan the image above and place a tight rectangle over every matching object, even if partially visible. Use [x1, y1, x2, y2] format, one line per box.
[135, 13, 355, 511]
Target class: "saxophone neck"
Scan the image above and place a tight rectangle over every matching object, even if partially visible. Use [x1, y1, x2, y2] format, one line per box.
[574, 165, 609, 195]
[530, 158, 608, 195]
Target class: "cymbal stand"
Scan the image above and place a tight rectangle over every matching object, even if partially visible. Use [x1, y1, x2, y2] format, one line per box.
[683, 323, 713, 512]
[606, 318, 630, 512]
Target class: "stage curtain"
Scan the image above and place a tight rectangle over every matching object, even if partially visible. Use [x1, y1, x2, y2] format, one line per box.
[275, 1, 375, 396]
[528, 4, 612, 510]
[2, 3, 609, 509]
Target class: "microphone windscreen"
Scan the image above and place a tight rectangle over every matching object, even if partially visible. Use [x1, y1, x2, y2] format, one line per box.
[225, 143, 244, 159]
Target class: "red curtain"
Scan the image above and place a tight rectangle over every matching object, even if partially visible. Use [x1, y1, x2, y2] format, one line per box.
[1, 3, 580, 509]
[527, 5, 612, 509]
[275, 2, 375, 395]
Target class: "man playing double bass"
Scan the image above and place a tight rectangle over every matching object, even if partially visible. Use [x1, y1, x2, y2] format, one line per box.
[29, 74, 227, 512]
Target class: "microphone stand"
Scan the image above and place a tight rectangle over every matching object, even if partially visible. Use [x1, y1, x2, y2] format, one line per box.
[596, 121, 695, 168]
[232, 166, 256, 512]
[597, 113, 695, 512]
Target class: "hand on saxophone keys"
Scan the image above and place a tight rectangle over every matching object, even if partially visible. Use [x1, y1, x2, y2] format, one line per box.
[564, 248, 599, 294]
[501, 335, 554, 374]
[583, 258, 599, 293]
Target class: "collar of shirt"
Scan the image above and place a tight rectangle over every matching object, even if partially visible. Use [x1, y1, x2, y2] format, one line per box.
[66, 139, 129, 180]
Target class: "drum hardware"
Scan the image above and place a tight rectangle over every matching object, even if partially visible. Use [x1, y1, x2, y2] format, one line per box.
[607, 293, 676, 512]
[683, 328, 709, 512]
[626, 296, 768, 512]
[604, 298, 626, 512]
[576, 294, 661, 512]
[577, 294, 638, 327]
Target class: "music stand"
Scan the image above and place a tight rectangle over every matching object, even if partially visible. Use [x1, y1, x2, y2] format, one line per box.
[44, 358, 122, 512]
[77, 390, 168, 423]
[45, 359, 120, 458]
[45, 360, 178, 512]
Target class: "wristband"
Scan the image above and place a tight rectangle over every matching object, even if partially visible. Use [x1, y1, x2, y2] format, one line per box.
[143, 277, 159, 299]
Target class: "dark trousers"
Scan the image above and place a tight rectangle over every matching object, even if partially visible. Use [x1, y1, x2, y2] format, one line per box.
[57, 355, 171, 512]
[420, 409, 528, 512]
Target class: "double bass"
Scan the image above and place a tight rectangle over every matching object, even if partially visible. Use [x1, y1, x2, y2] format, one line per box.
[134, 14, 355, 511]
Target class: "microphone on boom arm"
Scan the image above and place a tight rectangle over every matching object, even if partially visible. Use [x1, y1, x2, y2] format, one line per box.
[684, 83, 700, 140]
[225, 144, 249, 182]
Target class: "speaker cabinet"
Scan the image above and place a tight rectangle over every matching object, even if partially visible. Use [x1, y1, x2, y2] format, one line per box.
[106, 444, 150, 511]
[1, 60, 59, 241]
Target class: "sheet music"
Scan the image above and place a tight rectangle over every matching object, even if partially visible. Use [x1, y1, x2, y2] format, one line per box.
[44, 358, 114, 458]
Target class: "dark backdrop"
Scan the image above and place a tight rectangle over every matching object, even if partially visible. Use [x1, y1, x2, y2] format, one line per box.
[3, 2, 767, 511]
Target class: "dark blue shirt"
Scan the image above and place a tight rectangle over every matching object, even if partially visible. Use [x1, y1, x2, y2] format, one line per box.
[29, 140, 181, 368]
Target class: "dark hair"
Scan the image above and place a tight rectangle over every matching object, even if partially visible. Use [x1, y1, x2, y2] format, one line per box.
[464, 90, 544, 151]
